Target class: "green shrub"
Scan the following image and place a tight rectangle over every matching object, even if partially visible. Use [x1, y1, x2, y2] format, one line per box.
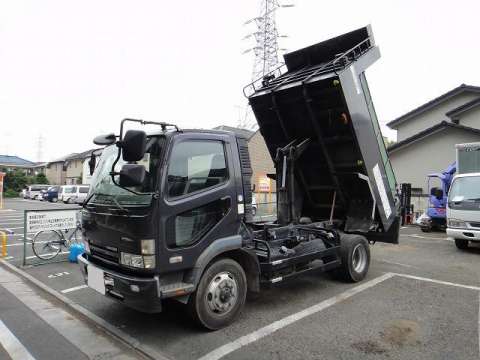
[4, 189, 19, 198]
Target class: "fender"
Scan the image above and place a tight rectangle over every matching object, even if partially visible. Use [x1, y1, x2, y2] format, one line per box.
[184, 235, 243, 286]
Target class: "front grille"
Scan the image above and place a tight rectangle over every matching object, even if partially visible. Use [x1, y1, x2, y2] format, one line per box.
[468, 222, 480, 229]
[90, 243, 119, 264]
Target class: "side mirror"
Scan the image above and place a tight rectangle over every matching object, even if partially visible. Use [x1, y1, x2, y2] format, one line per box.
[93, 133, 116, 146]
[88, 154, 96, 176]
[119, 164, 146, 187]
[122, 130, 147, 162]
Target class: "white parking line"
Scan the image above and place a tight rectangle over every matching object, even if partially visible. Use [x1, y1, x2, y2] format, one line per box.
[197, 273, 395, 360]
[392, 272, 480, 292]
[408, 234, 454, 242]
[0, 319, 36, 360]
[61, 285, 88, 294]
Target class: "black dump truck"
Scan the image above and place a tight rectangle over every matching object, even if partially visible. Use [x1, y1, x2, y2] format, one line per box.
[78, 26, 399, 330]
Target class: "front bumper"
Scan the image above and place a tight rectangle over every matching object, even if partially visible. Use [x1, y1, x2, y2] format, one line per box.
[446, 228, 480, 242]
[77, 255, 163, 313]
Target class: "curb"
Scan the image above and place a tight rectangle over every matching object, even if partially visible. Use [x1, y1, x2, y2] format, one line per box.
[0, 259, 172, 360]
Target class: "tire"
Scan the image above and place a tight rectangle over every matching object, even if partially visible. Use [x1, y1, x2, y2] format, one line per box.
[32, 230, 63, 260]
[188, 258, 247, 330]
[333, 234, 370, 282]
[66, 198, 72, 204]
[455, 238, 469, 250]
[52, 197, 58, 203]
[420, 226, 430, 233]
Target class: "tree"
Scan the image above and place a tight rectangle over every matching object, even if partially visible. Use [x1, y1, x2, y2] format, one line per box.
[35, 173, 48, 184]
[4, 170, 28, 192]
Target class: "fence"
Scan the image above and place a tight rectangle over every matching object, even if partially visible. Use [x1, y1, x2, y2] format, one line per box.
[23, 208, 81, 266]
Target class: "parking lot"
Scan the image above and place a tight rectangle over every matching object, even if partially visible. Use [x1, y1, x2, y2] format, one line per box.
[1, 198, 479, 360]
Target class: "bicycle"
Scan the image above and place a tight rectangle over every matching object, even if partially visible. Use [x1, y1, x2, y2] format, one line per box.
[31, 222, 82, 260]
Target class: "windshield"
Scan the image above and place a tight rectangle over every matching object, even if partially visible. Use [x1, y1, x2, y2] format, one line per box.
[448, 176, 480, 202]
[88, 138, 162, 206]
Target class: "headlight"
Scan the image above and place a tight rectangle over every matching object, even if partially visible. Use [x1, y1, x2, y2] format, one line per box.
[448, 218, 467, 228]
[120, 252, 155, 269]
[141, 239, 155, 255]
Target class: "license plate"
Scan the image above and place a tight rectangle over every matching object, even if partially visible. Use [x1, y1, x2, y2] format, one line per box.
[87, 266, 106, 295]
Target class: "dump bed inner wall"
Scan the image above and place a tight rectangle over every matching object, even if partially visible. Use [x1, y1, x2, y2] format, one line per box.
[249, 47, 398, 235]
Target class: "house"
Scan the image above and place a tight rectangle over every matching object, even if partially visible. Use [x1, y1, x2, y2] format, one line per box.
[46, 150, 99, 185]
[387, 84, 480, 201]
[213, 125, 276, 209]
[45, 154, 72, 185]
[0, 155, 44, 176]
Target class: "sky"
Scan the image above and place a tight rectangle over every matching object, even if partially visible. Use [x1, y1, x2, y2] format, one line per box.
[1, 0, 480, 162]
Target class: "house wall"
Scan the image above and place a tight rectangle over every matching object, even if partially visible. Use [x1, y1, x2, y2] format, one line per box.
[396, 92, 480, 141]
[248, 131, 276, 196]
[389, 128, 480, 195]
[45, 162, 65, 185]
[457, 107, 480, 129]
[65, 159, 84, 184]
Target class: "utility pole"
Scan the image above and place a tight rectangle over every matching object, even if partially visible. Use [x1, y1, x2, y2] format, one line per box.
[240, 0, 293, 129]
[36, 134, 44, 162]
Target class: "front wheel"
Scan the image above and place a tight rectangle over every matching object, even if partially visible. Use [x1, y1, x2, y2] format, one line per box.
[188, 258, 247, 330]
[455, 238, 469, 250]
[333, 234, 370, 282]
[32, 230, 63, 260]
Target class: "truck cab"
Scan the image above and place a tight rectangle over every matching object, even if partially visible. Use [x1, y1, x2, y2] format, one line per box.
[447, 173, 480, 249]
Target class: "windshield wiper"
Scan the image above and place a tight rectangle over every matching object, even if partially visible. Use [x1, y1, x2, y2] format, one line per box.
[84, 192, 129, 213]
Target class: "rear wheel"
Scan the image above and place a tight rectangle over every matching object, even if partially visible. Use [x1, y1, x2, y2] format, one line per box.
[32, 230, 63, 260]
[52, 197, 58, 203]
[188, 258, 247, 330]
[454, 238, 469, 250]
[333, 234, 370, 282]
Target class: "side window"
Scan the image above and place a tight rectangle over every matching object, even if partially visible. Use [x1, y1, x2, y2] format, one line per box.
[168, 199, 229, 248]
[79, 187, 89, 193]
[167, 140, 228, 198]
[71, 186, 77, 193]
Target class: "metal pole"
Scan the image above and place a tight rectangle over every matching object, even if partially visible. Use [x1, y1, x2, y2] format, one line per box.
[23, 210, 27, 266]
[0, 231, 6, 258]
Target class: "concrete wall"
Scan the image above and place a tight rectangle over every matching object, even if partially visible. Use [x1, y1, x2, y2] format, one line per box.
[45, 162, 65, 185]
[396, 93, 480, 141]
[457, 106, 480, 129]
[248, 131, 276, 193]
[389, 127, 480, 193]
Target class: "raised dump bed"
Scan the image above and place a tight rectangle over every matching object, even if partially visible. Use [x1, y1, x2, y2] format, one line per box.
[245, 26, 399, 243]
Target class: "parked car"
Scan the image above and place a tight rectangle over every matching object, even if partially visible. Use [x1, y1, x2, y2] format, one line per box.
[42, 186, 60, 202]
[25, 184, 51, 200]
[60, 185, 90, 204]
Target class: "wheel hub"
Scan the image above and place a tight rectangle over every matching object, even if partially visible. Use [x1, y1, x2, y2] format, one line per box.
[206, 272, 238, 315]
[352, 243, 367, 273]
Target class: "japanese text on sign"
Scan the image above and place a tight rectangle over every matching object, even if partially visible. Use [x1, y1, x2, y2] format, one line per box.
[26, 210, 78, 232]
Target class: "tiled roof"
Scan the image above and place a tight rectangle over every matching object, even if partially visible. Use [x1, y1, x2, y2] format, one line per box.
[0, 155, 36, 166]
[386, 84, 480, 129]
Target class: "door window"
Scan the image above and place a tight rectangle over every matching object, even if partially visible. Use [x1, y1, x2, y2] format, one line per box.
[167, 199, 229, 248]
[167, 140, 228, 198]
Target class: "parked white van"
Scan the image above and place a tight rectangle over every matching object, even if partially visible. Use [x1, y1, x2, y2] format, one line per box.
[60, 185, 90, 204]
[25, 184, 51, 200]
[446, 173, 480, 250]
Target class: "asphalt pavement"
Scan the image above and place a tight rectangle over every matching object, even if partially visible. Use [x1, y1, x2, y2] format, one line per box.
[0, 198, 479, 360]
